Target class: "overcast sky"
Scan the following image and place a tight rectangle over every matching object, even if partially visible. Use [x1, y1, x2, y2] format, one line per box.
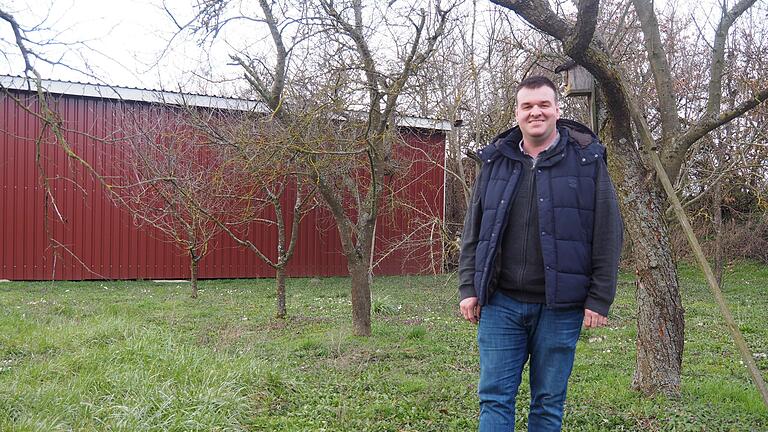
[0, 0, 251, 94]
[2, 0, 737, 97]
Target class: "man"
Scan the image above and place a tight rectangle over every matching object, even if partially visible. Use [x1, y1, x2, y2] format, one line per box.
[458, 75, 623, 431]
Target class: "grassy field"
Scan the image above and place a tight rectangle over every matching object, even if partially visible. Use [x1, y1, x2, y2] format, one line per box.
[1, 263, 766, 431]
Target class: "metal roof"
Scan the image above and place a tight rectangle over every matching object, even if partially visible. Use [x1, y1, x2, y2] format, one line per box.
[0, 75, 265, 111]
[0, 75, 452, 131]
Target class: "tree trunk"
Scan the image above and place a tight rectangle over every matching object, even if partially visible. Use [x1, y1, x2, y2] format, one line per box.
[315, 182, 375, 337]
[276, 266, 287, 319]
[628, 192, 685, 397]
[603, 120, 685, 397]
[190, 254, 199, 299]
[349, 257, 372, 336]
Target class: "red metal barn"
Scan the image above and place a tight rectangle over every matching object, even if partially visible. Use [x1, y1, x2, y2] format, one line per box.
[0, 77, 447, 280]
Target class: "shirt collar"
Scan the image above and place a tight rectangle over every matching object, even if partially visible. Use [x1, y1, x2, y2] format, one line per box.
[519, 131, 560, 158]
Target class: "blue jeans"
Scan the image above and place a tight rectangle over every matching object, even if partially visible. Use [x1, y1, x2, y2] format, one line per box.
[477, 292, 584, 431]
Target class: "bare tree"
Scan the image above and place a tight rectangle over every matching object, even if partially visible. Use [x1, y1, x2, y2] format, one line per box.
[161, 0, 323, 317]
[112, 106, 233, 298]
[171, 0, 454, 335]
[295, 0, 452, 335]
[187, 109, 318, 318]
[488, 0, 768, 397]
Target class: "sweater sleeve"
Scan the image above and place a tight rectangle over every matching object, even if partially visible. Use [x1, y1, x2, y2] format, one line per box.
[585, 158, 624, 316]
[458, 172, 484, 301]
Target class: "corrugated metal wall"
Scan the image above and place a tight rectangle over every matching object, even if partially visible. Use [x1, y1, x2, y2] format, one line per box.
[0, 91, 445, 280]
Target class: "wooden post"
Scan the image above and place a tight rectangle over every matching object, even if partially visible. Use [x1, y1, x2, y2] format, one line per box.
[649, 150, 768, 408]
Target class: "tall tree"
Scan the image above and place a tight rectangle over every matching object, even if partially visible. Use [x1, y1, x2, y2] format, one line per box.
[308, 0, 452, 335]
[488, 0, 768, 396]
[172, 0, 454, 335]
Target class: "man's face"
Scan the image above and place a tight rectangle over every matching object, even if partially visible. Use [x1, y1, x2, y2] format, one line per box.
[515, 85, 560, 145]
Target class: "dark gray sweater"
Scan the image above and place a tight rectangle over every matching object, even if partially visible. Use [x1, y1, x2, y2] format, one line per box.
[496, 145, 547, 303]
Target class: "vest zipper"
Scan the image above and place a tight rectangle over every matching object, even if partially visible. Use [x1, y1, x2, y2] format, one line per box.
[517, 160, 536, 289]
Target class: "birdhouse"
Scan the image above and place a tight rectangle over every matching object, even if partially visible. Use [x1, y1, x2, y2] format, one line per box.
[554, 61, 599, 130]
[561, 64, 594, 97]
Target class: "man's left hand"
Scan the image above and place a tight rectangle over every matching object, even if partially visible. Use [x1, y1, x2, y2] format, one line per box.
[583, 308, 607, 328]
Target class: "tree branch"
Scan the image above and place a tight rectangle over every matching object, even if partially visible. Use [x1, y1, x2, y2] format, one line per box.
[382, 3, 452, 131]
[232, 55, 271, 103]
[676, 86, 768, 153]
[258, 0, 288, 119]
[488, 0, 571, 40]
[631, 0, 680, 146]
[0, 8, 35, 74]
[319, 0, 383, 128]
[565, 0, 599, 55]
[660, 0, 759, 180]
[705, 0, 756, 118]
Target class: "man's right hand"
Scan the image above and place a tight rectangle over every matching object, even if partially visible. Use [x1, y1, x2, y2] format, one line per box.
[460, 297, 481, 324]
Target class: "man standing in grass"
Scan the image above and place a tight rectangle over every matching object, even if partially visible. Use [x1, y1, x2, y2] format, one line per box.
[458, 75, 623, 431]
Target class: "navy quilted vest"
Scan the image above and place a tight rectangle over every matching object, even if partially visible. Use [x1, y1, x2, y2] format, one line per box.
[473, 119, 606, 307]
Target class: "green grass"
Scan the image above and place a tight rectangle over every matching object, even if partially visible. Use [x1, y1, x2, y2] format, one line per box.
[0, 265, 766, 431]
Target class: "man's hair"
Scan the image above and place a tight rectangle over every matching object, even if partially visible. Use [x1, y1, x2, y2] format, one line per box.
[516, 75, 559, 102]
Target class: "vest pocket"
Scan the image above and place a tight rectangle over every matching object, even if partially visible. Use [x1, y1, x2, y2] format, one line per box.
[556, 273, 590, 303]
